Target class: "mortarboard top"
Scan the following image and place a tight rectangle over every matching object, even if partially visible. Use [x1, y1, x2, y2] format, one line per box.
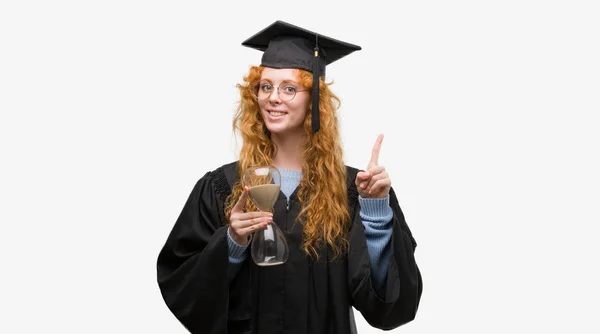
[241, 20, 361, 133]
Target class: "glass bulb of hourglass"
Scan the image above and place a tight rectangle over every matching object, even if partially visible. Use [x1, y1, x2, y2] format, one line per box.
[244, 166, 289, 266]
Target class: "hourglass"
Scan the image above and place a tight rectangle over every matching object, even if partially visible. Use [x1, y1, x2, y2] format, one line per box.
[243, 166, 289, 266]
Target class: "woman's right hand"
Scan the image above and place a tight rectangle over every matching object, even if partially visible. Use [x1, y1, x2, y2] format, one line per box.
[228, 186, 273, 245]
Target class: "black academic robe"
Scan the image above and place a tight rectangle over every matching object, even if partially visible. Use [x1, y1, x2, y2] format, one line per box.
[156, 161, 422, 334]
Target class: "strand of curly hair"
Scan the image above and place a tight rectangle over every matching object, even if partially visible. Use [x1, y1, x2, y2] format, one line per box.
[224, 66, 351, 260]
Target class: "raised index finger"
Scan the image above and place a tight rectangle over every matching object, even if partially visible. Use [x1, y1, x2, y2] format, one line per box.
[369, 134, 384, 166]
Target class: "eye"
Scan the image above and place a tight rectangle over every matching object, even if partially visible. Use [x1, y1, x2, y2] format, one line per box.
[282, 85, 297, 94]
[260, 83, 273, 92]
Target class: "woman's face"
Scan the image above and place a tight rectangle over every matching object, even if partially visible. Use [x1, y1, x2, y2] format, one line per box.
[257, 68, 310, 136]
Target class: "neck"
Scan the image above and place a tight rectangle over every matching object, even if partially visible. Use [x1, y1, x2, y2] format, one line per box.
[271, 131, 304, 171]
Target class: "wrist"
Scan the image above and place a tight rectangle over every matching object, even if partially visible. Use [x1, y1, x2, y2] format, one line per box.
[228, 227, 250, 246]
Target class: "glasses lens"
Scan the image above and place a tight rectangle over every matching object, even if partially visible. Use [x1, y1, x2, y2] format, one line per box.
[279, 83, 297, 102]
[254, 82, 273, 100]
[253, 82, 300, 101]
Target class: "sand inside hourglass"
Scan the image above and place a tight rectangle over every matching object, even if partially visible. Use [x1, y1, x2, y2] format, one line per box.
[249, 184, 281, 211]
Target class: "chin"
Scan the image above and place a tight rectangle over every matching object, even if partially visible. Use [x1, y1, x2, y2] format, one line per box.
[265, 124, 286, 134]
[265, 122, 305, 136]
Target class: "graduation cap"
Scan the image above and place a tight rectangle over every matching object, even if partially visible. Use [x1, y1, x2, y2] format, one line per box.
[241, 20, 361, 133]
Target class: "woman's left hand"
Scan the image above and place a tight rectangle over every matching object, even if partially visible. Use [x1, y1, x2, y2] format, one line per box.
[355, 134, 391, 199]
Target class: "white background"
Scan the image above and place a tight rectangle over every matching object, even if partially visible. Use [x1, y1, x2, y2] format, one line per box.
[1, 1, 599, 333]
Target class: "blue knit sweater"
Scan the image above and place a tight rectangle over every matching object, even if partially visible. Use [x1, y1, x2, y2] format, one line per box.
[227, 168, 393, 296]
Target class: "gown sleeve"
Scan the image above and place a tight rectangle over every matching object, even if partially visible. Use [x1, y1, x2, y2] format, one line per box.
[156, 172, 237, 333]
[348, 186, 423, 330]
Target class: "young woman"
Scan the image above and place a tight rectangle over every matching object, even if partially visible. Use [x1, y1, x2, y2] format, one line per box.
[157, 21, 422, 334]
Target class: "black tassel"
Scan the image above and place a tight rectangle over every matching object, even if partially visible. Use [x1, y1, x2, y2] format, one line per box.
[311, 36, 320, 133]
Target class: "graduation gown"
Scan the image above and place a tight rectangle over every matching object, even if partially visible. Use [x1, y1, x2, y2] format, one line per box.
[156, 161, 422, 334]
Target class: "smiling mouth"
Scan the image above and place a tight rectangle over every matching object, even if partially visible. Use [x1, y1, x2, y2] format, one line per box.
[268, 110, 287, 117]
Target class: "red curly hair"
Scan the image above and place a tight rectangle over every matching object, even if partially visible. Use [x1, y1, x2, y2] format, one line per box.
[225, 66, 351, 260]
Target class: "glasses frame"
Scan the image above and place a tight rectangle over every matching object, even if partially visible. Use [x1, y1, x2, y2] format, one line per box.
[252, 81, 309, 102]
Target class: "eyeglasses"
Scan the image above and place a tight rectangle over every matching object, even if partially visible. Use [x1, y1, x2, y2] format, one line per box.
[252, 81, 309, 102]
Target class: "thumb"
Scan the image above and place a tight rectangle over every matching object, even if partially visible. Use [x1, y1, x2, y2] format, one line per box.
[232, 186, 249, 213]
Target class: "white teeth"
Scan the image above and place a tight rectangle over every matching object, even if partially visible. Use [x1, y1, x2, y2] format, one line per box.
[269, 111, 286, 117]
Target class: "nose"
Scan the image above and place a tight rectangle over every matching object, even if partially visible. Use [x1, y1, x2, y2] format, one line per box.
[268, 87, 282, 104]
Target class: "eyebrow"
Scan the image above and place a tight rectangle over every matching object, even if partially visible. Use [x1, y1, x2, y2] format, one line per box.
[259, 78, 301, 85]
